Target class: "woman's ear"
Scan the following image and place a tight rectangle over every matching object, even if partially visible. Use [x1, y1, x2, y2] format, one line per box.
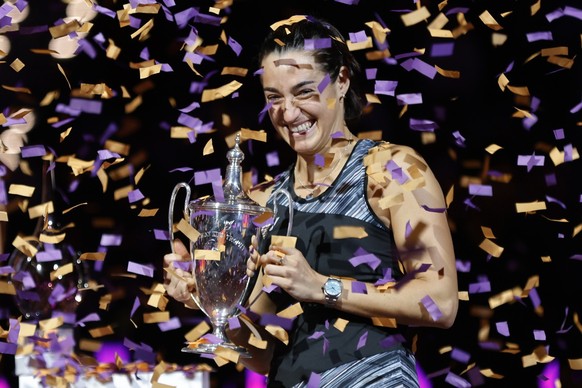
[338, 65, 350, 96]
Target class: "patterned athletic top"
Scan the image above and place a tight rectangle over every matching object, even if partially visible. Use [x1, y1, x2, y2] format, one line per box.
[263, 139, 412, 387]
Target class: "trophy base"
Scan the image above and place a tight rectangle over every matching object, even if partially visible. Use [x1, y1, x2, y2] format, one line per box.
[182, 342, 251, 358]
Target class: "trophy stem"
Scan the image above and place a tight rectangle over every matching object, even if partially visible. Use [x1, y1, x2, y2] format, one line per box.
[182, 317, 251, 357]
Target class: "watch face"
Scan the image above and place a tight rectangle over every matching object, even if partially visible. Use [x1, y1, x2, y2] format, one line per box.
[325, 278, 342, 297]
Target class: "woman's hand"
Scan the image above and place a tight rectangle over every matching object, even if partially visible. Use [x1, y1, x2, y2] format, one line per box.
[258, 244, 325, 304]
[246, 235, 261, 278]
[163, 239, 198, 309]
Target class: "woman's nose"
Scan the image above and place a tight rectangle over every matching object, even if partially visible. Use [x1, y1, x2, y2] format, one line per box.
[282, 98, 300, 122]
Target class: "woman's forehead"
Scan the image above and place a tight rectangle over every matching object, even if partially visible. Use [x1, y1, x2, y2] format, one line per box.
[261, 50, 319, 71]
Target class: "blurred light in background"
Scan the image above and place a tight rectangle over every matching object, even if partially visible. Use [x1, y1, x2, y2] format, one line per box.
[539, 360, 560, 388]
[95, 342, 131, 364]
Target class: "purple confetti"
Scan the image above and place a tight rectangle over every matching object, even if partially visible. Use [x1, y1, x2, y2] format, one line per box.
[227, 36, 242, 56]
[374, 80, 398, 96]
[351, 281, 367, 294]
[468, 184, 493, 197]
[451, 347, 471, 364]
[348, 30, 367, 43]
[396, 93, 422, 106]
[154, 229, 170, 240]
[409, 118, 438, 132]
[317, 73, 331, 93]
[365, 68, 377, 80]
[158, 317, 181, 332]
[194, 168, 221, 185]
[517, 154, 545, 172]
[445, 372, 471, 388]
[533, 329, 546, 341]
[304, 38, 332, 50]
[128, 189, 145, 203]
[306, 372, 321, 388]
[468, 280, 491, 294]
[349, 252, 381, 270]
[356, 331, 368, 350]
[20, 145, 47, 158]
[526, 31, 553, 42]
[100, 234, 122, 246]
[496, 321, 510, 337]
[421, 295, 443, 321]
[0, 341, 18, 355]
[127, 261, 154, 277]
[266, 151, 280, 167]
[260, 314, 294, 331]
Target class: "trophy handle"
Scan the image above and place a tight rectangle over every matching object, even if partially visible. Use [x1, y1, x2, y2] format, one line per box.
[271, 187, 294, 237]
[168, 182, 192, 254]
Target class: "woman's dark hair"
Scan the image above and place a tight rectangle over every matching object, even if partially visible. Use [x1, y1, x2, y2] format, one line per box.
[258, 16, 366, 122]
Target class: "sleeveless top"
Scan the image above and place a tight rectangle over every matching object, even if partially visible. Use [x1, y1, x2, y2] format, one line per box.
[263, 139, 411, 387]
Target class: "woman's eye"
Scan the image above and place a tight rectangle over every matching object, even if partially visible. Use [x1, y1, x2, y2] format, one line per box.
[266, 95, 282, 103]
[296, 89, 315, 99]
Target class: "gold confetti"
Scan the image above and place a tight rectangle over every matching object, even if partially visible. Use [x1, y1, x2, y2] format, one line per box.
[143, 311, 170, 323]
[0, 280, 16, 295]
[479, 10, 503, 30]
[277, 302, 303, 319]
[50, 263, 73, 281]
[177, 218, 200, 242]
[79, 252, 106, 261]
[485, 144, 503, 154]
[270, 235, 297, 248]
[479, 238, 504, 257]
[515, 201, 546, 213]
[88, 325, 115, 338]
[8, 184, 35, 197]
[401, 6, 431, 27]
[371, 317, 397, 328]
[201, 80, 242, 102]
[185, 321, 211, 342]
[333, 226, 368, 239]
[194, 249, 221, 260]
[240, 128, 267, 142]
[10, 58, 25, 72]
[203, 139, 214, 155]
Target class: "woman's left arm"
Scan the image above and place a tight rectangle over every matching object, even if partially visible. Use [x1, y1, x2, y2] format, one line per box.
[260, 145, 458, 329]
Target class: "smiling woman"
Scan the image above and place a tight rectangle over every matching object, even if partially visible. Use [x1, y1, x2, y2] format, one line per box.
[164, 15, 459, 388]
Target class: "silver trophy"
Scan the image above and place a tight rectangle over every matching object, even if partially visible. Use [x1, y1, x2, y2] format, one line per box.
[168, 134, 292, 356]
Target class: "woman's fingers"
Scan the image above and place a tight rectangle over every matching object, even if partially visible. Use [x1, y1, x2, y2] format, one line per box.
[173, 239, 189, 259]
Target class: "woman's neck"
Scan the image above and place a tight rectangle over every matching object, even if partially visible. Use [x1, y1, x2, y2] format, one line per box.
[293, 134, 356, 198]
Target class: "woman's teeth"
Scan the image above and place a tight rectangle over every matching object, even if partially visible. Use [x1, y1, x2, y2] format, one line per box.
[290, 122, 313, 134]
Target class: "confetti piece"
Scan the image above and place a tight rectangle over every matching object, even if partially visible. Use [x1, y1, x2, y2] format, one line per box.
[515, 201, 547, 213]
[421, 295, 444, 322]
[479, 238, 504, 257]
[201, 80, 242, 102]
[401, 6, 431, 27]
[333, 226, 368, 239]
[240, 128, 267, 142]
[185, 321, 211, 342]
[270, 235, 297, 248]
[127, 261, 155, 277]
[176, 218, 201, 242]
[8, 184, 35, 197]
[194, 249, 221, 260]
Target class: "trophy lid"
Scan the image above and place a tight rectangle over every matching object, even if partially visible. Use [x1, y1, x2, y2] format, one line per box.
[190, 133, 268, 216]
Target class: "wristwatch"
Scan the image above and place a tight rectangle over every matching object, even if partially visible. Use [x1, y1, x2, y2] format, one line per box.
[322, 277, 343, 305]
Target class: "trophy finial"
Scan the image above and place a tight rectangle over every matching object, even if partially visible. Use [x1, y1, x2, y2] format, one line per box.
[223, 132, 246, 202]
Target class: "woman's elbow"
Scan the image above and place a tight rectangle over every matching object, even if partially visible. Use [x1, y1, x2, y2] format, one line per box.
[437, 295, 458, 329]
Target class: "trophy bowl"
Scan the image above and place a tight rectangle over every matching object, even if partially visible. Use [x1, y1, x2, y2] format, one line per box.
[168, 134, 277, 356]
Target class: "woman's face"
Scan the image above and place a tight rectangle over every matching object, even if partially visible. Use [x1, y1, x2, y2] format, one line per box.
[260, 50, 348, 156]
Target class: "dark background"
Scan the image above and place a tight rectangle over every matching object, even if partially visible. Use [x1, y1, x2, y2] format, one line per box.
[0, 0, 580, 386]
